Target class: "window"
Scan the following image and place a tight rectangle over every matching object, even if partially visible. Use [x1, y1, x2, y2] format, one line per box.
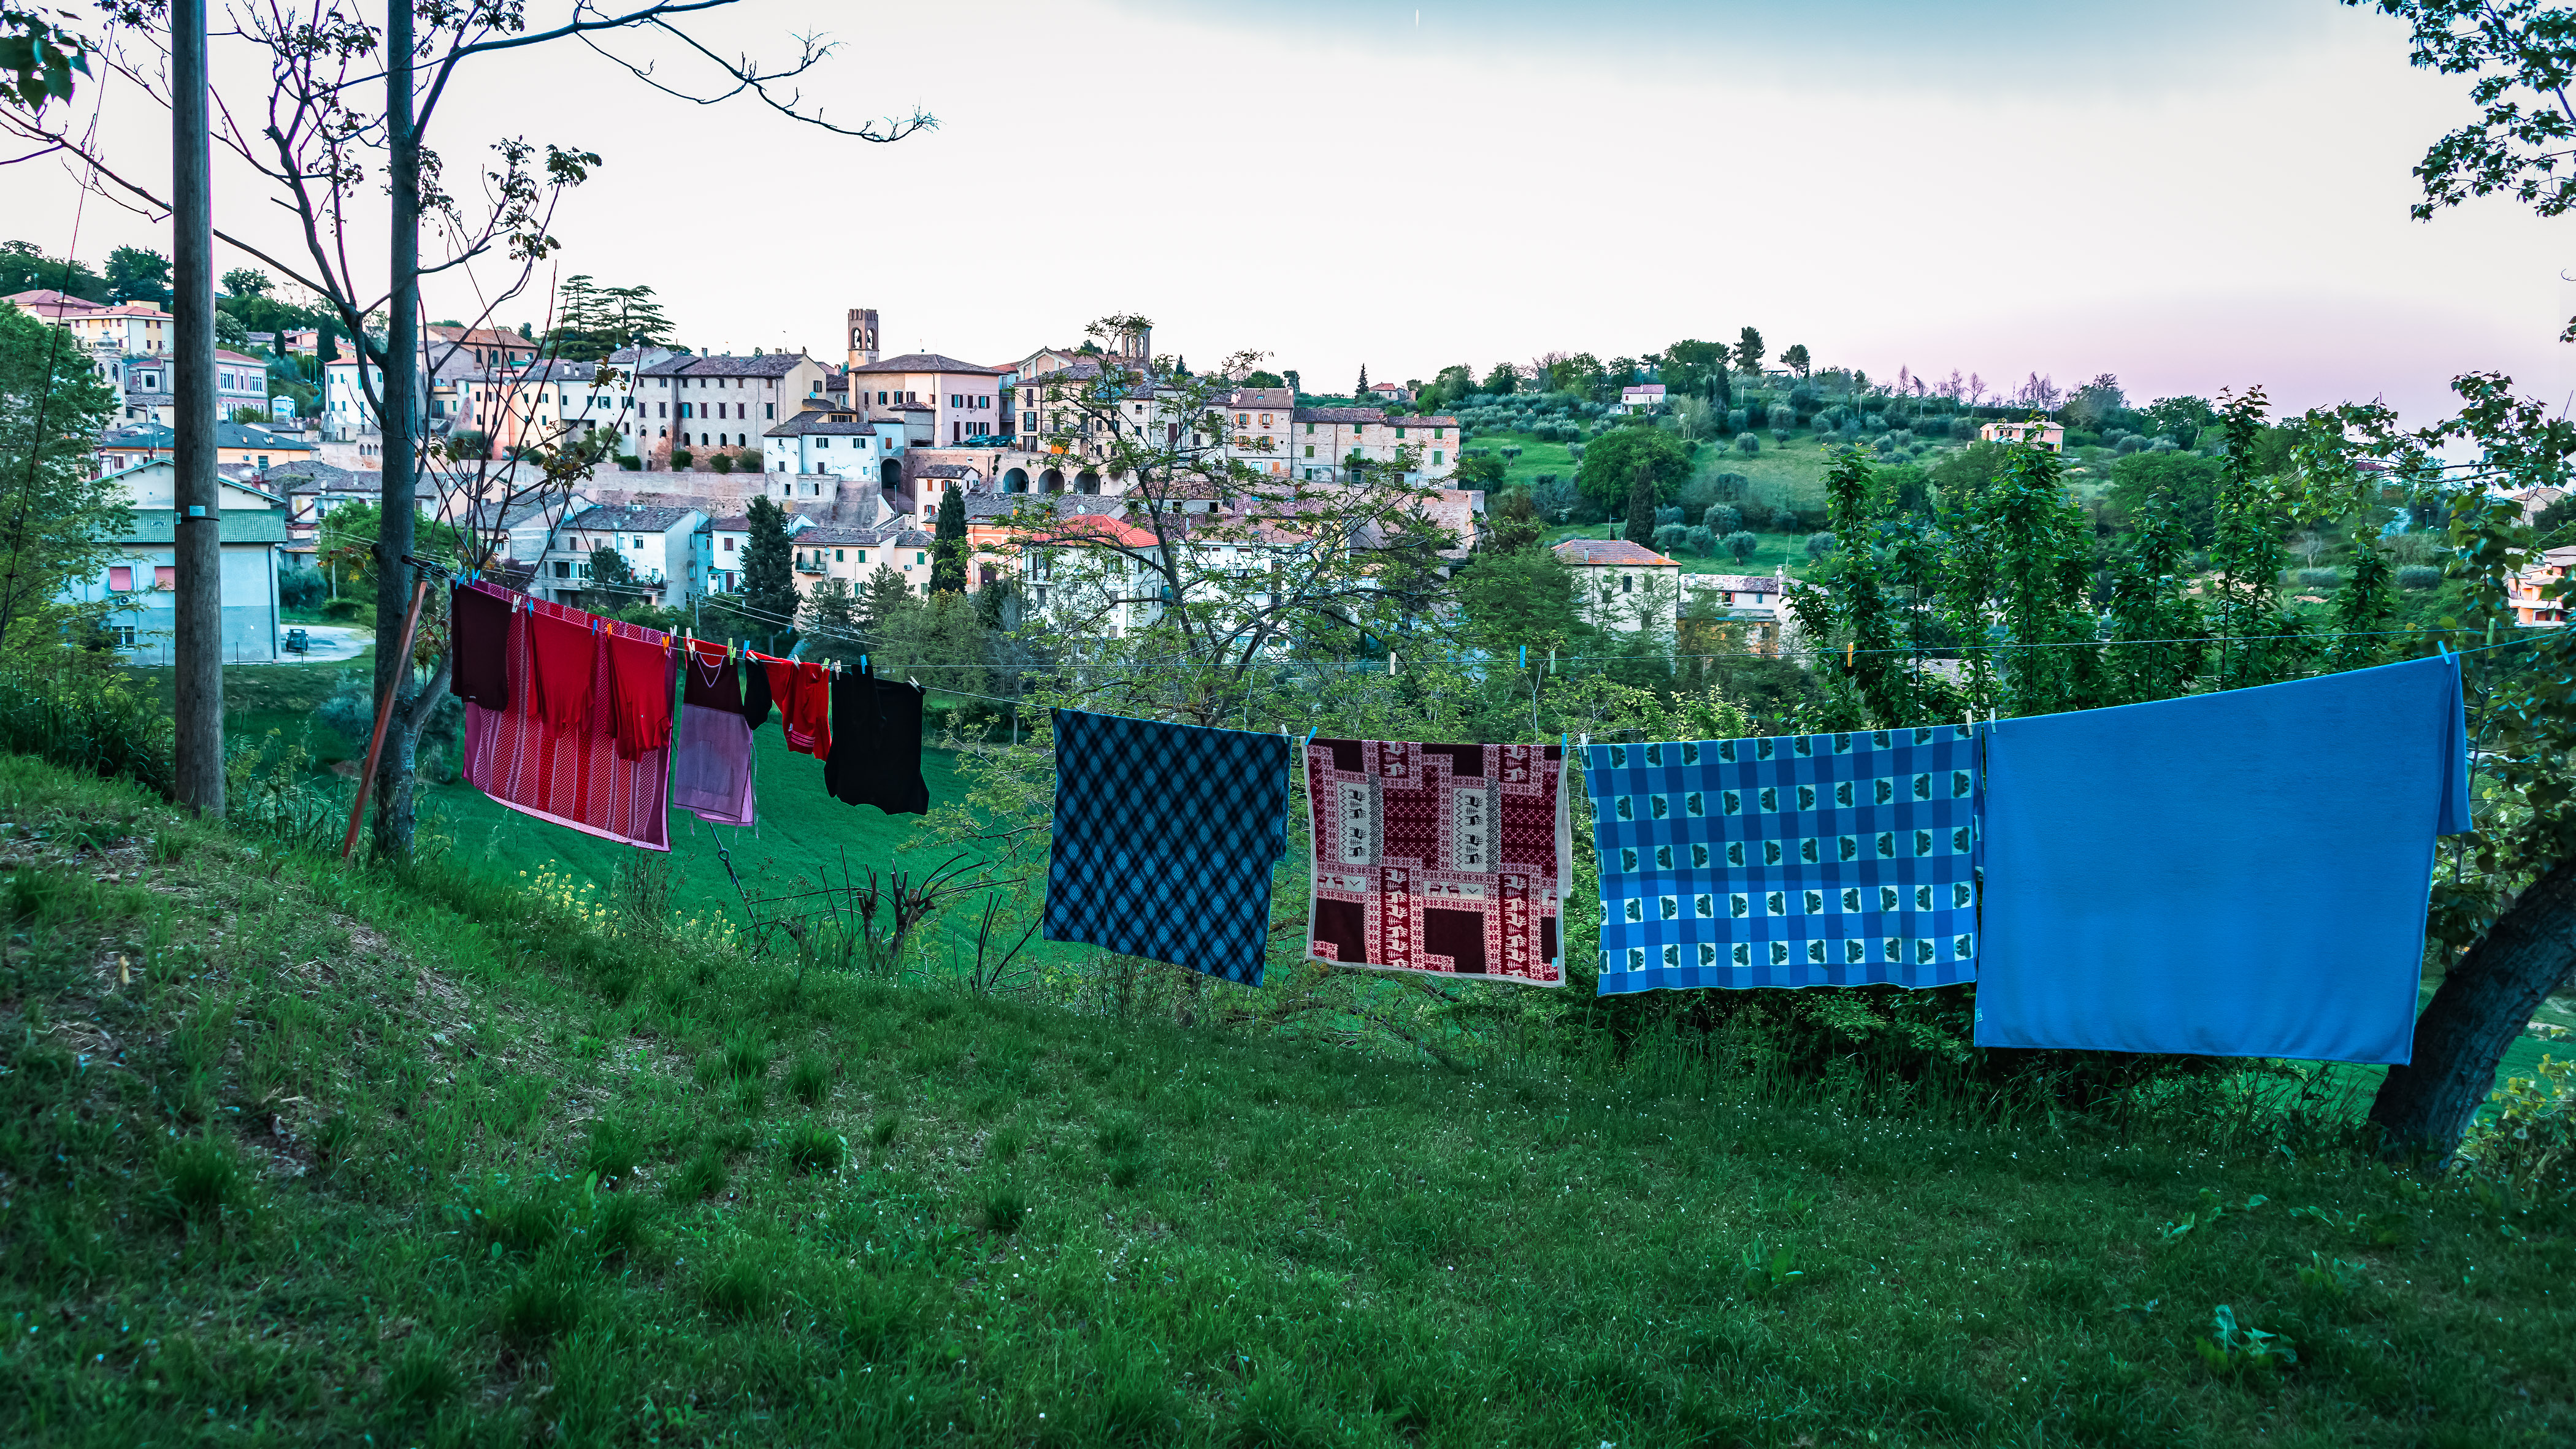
[1432, 427, 1445, 439]
[1622, 575, 1633, 594]
[817, 437, 829, 448]
[1236, 413, 1248, 426]
[107, 565, 132, 591]
[949, 394, 960, 408]
[723, 537, 735, 552]
[155, 565, 176, 588]
[1396, 427, 1406, 438]
[834, 549, 845, 562]
[915, 552, 926, 565]
[856, 549, 867, 563]
[765, 403, 773, 419]
[1304, 445, 1314, 458]
[1260, 413, 1272, 427]
[1305, 422, 1316, 434]
[110, 625, 135, 648]
[1432, 451, 1444, 465]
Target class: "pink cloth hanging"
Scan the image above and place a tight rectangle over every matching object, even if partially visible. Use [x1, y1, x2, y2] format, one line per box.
[672, 642, 756, 826]
[458, 583, 672, 851]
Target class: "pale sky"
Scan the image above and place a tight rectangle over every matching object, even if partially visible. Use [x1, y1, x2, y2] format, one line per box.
[8, 0, 2568, 424]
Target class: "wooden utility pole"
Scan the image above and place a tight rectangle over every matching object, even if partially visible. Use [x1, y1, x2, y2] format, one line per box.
[171, 0, 222, 814]
[366, 0, 421, 856]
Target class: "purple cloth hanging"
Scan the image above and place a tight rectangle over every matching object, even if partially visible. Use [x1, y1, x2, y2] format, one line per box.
[672, 641, 756, 826]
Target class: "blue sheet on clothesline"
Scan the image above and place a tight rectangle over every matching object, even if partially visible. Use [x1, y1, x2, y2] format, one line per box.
[1974, 654, 2471, 1064]
[1588, 728, 1980, 994]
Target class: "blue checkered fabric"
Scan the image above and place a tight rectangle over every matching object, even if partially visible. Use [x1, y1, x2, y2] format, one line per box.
[1043, 708, 1292, 986]
[1587, 728, 1980, 994]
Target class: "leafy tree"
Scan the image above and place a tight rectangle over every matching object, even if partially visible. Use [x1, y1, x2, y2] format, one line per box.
[2139, 395, 2216, 449]
[1356, 363, 1369, 396]
[1479, 361, 1519, 395]
[2204, 389, 2306, 689]
[0, 302, 123, 662]
[2532, 491, 2576, 542]
[929, 483, 968, 594]
[1724, 529, 1759, 564]
[1240, 370, 1285, 388]
[586, 543, 636, 591]
[738, 494, 798, 651]
[799, 576, 865, 663]
[859, 561, 916, 634]
[101, 244, 169, 306]
[2107, 449, 2223, 544]
[1657, 338, 1730, 400]
[0, 238, 102, 299]
[2099, 492, 2207, 704]
[1733, 326, 1765, 375]
[1485, 486, 1543, 552]
[1453, 451, 1507, 489]
[220, 266, 270, 297]
[1575, 425, 1689, 514]
[1454, 545, 1579, 656]
[2063, 373, 2127, 431]
[216, 313, 249, 350]
[2361, 0, 2576, 335]
[1780, 343, 1811, 377]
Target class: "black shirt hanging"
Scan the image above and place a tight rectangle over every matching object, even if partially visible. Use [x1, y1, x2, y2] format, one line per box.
[822, 665, 928, 816]
[451, 584, 513, 711]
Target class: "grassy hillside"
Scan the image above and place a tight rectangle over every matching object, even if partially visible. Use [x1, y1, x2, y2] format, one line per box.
[1, 754, 2569, 1446]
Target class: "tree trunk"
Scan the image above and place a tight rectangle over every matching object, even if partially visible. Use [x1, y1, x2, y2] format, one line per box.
[169, 0, 223, 814]
[370, 5, 421, 859]
[2369, 854, 2576, 1157]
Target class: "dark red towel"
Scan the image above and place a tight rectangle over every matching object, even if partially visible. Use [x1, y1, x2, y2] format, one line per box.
[456, 582, 670, 852]
[450, 584, 512, 710]
[527, 611, 599, 738]
[606, 633, 675, 762]
[761, 657, 832, 758]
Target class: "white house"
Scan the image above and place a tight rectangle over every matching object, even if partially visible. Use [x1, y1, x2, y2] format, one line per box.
[845, 351, 1009, 447]
[1619, 384, 1667, 413]
[59, 461, 285, 662]
[542, 503, 708, 608]
[1553, 537, 1683, 633]
[707, 510, 813, 594]
[762, 405, 903, 483]
[1979, 418, 2064, 451]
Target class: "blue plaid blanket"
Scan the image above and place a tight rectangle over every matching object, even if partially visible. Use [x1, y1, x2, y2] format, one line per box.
[1043, 709, 1292, 986]
[1587, 728, 1980, 994]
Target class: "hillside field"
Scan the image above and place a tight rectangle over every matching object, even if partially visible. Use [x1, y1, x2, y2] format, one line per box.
[0, 752, 2570, 1446]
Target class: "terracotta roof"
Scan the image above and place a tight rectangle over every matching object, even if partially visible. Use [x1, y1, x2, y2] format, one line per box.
[1553, 538, 1678, 567]
[1027, 513, 1158, 549]
[795, 526, 891, 546]
[1226, 388, 1295, 409]
[1390, 415, 1459, 429]
[1293, 407, 1389, 424]
[912, 463, 976, 478]
[765, 414, 878, 437]
[847, 351, 1008, 377]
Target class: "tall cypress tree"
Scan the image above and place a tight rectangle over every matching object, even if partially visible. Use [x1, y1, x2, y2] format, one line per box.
[740, 494, 799, 651]
[1623, 466, 1657, 549]
[927, 485, 969, 595]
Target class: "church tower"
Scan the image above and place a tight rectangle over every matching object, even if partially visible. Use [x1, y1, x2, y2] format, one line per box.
[846, 308, 880, 370]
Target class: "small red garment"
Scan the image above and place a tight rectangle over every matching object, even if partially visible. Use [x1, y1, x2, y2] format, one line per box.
[605, 633, 675, 762]
[527, 610, 599, 738]
[761, 656, 832, 758]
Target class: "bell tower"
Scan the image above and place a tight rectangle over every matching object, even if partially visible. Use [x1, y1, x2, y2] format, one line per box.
[846, 308, 880, 370]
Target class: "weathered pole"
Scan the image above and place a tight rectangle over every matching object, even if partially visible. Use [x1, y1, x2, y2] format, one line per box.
[171, 0, 222, 813]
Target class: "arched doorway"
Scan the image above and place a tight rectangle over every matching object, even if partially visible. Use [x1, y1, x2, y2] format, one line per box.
[1003, 467, 1029, 494]
[1076, 470, 1100, 495]
[1040, 467, 1064, 493]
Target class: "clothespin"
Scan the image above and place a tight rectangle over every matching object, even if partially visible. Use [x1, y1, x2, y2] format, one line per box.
[1846, 641, 1854, 668]
[2437, 639, 2451, 659]
[1519, 645, 1527, 669]
[1548, 648, 1557, 676]
[1303, 727, 1317, 751]
[1389, 650, 1398, 676]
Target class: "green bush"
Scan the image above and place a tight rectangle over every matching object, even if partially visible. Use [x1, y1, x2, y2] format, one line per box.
[0, 668, 177, 800]
[710, 451, 735, 474]
[2294, 567, 2341, 590]
[1733, 432, 1761, 454]
[670, 448, 694, 469]
[1724, 530, 1760, 564]
[2398, 564, 2444, 591]
[321, 597, 364, 621]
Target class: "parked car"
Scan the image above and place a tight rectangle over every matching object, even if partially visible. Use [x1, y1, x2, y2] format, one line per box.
[283, 627, 309, 655]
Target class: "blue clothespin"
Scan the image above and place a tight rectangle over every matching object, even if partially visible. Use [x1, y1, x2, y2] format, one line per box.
[1302, 728, 1317, 750]
[1520, 645, 1527, 668]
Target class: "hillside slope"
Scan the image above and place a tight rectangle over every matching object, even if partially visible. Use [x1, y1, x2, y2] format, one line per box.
[0, 755, 2566, 1447]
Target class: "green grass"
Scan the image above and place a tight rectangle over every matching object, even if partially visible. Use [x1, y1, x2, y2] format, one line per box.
[0, 754, 2569, 1445]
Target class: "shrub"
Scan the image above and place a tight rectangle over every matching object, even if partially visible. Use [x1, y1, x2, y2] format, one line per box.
[1950, 416, 1979, 440]
[1772, 429, 1789, 444]
[1528, 475, 1579, 522]
[617, 454, 642, 471]
[2459, 1053, 2576, 1197]
[2397, 564, 2445, 591]
[1724, 530, 1760, 564]
[1703, 503, 1742, 534]
[1767, 402, 1795, 430]
[1770, 505, 1803, 532]
[1806, 532, 1837, 560]
[0, 668, 177, 800]
[1684, 524, 1715, 557]
[321, 597, 364, 621]
[710, 451, 734, 474]
[1726, 408, 1749, 433]
[2294, 567, 2341, 589]
[1651, 522, 1689, 556]
[1734, 432, 1760, 454]
[1654, 504, 1683, 527]
[277, 567, 326, 610]
[2114, 434, 2148, 454]
[670, 448, 694, 468]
